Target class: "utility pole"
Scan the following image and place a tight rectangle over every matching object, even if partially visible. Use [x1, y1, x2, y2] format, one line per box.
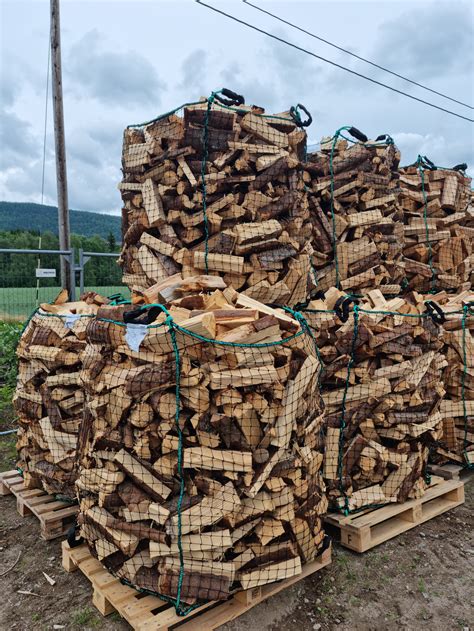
[50, 0, 72, 295]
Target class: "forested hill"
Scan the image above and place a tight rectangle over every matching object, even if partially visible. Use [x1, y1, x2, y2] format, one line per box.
[0, 201, 121, 239]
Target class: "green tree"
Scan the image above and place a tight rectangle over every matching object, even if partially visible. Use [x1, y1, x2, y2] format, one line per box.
[107, 231, 117, 252]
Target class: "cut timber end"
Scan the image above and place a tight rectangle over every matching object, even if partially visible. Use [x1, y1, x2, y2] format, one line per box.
[0, 470, 78, 540]
[324, 477, 465, 553]
[61, 541, 331, 630]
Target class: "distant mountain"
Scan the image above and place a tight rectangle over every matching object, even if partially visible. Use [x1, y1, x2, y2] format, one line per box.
[0, 202, 121, 239]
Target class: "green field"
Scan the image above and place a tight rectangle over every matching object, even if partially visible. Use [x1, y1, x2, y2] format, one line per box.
[0, 286, 129, 321]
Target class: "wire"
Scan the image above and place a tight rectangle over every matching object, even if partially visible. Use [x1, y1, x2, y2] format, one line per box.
[243, 0, 473, 111]
[37, 23, 51, 308]
[195, 1, 474, 124]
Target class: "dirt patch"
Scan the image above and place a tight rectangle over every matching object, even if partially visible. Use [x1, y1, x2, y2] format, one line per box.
[0, 478, 472, 631]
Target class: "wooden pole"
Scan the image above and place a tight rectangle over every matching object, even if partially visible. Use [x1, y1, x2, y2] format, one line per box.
[50, 0, 72, 295]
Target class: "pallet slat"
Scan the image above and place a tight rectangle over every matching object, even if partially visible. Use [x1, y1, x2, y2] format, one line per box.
[62, 540, 331, 630]
[0, 470, 78, 540]
[324, 477, 464, 552]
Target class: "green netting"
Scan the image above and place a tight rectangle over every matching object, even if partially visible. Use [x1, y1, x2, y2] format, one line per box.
[76, 296, 326, 614]
[306, 127, 405, 297]
[302, 290, 458, 514]
[119, 90, 313, 308]
[436, 299, 474, 468]
[14, 297, 103, 499]
[399, 157, 472, 294]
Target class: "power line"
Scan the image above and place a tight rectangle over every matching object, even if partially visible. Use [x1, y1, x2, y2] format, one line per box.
[195, 0, 474, 124]
[243, 0, 473, 111]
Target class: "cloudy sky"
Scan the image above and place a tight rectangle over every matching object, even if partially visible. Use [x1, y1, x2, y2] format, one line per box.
[1, 0, 473, 216]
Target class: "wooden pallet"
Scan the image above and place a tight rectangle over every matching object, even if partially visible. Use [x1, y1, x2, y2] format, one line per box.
[427, 463, 473, 482]
[62, 540, 332, 630]
[324, 476, 465, 553]
[0, 470, 78, 540]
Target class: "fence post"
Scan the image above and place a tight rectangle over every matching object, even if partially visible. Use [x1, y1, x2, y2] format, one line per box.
[68, 248, 76, 301]
[78, 248, 85, 296]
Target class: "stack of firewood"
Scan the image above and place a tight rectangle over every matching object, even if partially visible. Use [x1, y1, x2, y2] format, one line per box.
[118, 98, 313, 307]
[303, 287, 445, 511]
[76, 286, 327, 605]
[399, 166, 473, 292]
[430, 291, 474, 466]
[14, 292, 106, 499]
[304, 136, 405, 295]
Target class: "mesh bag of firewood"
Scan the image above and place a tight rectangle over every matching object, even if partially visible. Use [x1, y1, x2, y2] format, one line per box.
[118, 90, 314, 308]
[76, 289, 327, 613]
[302, 287, 445, 513]
[429, 293, 474, 468]
[400, 157, 472, 293]
[13, 292, 107, 499]
[305, 127, 404, 297]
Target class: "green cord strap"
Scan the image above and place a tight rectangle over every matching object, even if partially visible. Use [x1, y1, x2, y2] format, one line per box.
[200, 91, 222, 275]
[416, 155, 437, 293]
[329, 126, 352, 288]
[126, 97, 298, 131]
[337, 304, 360, 515]
[326, 127, 395, 290]
[165, 314, 199, 616]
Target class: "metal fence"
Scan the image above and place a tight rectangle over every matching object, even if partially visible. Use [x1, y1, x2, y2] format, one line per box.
[0, 247, 129, 321]
[78, 249, 128, 298]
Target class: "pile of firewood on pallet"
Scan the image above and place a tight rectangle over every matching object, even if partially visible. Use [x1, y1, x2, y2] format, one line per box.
[430, 291, 474, 466]
[304, 132, 405, 295]
[303, 287, 445, 511]
[14, 292, 106, 499]
[76, 287, 327, 605]
[399, 163, 473, 292]
[119, 97, 313, 307]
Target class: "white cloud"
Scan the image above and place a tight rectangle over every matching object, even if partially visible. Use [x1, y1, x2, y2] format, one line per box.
[66, 29, 167, 107]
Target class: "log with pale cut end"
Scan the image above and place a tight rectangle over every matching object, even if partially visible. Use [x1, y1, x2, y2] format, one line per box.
[304, 137, 405, 295]
[118, 97, 313, 307]
[14, 292, 107, 498]
[303, 287, 446, 512]
[76, 288, 326, 609]
[399, 166, 472, 293]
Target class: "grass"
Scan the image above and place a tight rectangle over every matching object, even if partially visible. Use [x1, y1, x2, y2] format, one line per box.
[0, 286, 128, 321]
[0, 321, 22, 470]
[71, 606, 102, 627]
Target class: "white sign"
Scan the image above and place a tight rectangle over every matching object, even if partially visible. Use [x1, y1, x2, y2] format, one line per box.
[35, 268, 57, 278]
[125, 323, 148, 352]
